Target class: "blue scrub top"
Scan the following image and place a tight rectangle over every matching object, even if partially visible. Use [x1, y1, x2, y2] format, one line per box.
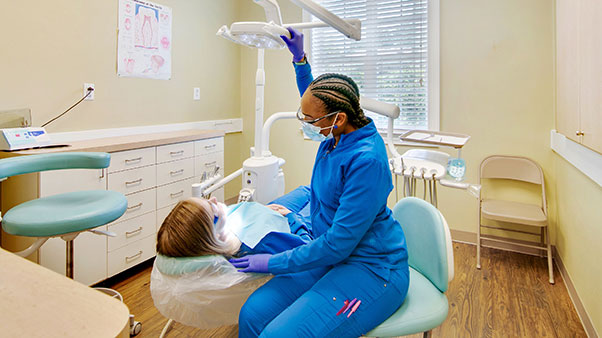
[269, 64, 409, 279]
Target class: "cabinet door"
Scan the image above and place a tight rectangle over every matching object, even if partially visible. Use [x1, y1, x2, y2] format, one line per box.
[40, 168, 106, 196]
[556, 0, 581, 143]
[38, 169, 108, 285]
[579, 0, 602, 153]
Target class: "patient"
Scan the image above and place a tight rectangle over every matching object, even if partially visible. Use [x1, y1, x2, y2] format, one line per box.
[151, 187, 312, 329]
[156, 195, 312, 258]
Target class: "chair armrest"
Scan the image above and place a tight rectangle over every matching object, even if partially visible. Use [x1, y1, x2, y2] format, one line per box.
[0, 152, 110, 179]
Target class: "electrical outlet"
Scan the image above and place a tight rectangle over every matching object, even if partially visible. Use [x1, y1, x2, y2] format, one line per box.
[84, 83, 95, 100]
[193, 87, 201, 100]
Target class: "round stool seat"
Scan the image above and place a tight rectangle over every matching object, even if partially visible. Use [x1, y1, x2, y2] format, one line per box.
[2, 190, 127, 237]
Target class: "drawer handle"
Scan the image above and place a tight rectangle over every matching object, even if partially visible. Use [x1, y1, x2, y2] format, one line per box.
[205, 161, 217, 167]
[125, 157, 143, 164]
[170, 190, 184, 198]
[170, 169, 184, 176]
[204, 144, 217, 149]
[126, 202, 143, 211]
[170, 150, 185, 157]
[125, 227, 144, 238]
[125, 251, 143, 263]
[125, 178, 143, 186]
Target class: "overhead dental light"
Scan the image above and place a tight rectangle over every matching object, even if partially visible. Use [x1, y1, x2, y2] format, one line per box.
[217, 21, 289, 49]
[217, 0, 361, 49]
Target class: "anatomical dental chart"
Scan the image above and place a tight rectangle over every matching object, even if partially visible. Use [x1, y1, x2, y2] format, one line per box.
[118, 0, 172, 80]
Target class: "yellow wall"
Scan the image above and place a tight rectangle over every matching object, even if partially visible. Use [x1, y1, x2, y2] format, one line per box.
[0, 0, 244, 198]
[553, 156, 602, 333]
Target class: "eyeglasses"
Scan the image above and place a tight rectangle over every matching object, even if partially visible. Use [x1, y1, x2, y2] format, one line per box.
[296, 107, 339, 124]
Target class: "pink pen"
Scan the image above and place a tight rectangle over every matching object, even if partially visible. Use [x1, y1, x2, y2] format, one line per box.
[344, 298, 357, 314]
[347, 300, 361, 318]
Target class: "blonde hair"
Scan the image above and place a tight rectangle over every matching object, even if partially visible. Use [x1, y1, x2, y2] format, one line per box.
[157, 199, 235, 257]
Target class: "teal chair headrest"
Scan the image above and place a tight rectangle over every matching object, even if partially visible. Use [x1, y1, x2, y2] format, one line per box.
[393, 197, 448, 292]
[0, 152, 110, 179]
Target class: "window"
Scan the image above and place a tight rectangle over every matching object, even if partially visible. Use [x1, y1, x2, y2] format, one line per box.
[307, 0, 440, 133]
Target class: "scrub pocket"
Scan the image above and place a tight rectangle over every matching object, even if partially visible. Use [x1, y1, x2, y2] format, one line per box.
[261, 263, 408, 338]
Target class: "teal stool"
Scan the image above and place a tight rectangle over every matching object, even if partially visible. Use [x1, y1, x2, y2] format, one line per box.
[0, 152, 127, 278]
[366, 197, 454, 338]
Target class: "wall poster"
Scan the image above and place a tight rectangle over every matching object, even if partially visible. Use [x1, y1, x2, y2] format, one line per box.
[118, 0, 172, 80]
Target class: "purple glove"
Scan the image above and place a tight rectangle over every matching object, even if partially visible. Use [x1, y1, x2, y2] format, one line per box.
[281, 27, 305, 62]
[229, 254, 272, 273]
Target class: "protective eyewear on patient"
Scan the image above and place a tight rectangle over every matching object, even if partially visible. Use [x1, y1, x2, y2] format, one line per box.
[296, 107, 339, 124]
[209, 202, 219, 225]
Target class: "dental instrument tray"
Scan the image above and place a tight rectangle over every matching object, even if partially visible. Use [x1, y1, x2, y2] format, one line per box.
[400, 130, 470, 149]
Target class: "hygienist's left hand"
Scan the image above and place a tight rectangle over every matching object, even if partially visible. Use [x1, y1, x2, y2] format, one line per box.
[229, 254, 272, 273]
[267, 204, 292, 216]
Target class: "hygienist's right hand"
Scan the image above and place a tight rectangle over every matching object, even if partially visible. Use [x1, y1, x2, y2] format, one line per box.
[281, 27, 305, 62]
[229, 254, 272, 273]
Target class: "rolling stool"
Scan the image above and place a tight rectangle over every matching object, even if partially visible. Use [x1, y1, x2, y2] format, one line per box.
[0, 152, 141, 336]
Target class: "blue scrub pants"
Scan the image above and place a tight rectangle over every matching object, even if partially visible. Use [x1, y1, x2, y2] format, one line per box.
[238, 263, 409, 338]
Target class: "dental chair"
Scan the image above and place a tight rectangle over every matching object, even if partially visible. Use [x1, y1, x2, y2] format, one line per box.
[0, 152, 141, 335]
[366, 197, 454, 338]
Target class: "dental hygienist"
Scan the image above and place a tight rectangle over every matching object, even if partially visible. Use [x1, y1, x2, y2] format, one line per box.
[229, 27, 410, 338]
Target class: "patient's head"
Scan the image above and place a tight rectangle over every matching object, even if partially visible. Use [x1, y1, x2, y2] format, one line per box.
[157, 197, 239, 257]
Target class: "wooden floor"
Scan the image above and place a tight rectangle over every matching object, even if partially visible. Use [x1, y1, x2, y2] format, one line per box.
[107, 243, 586, 337]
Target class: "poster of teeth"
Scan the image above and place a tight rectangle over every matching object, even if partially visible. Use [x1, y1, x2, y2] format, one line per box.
[118, 0, 172, 80]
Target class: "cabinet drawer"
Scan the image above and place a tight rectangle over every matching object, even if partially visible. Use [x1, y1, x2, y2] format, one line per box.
[156, 177, 194, 209]
[156, 204, 176, 231]
[156, 158, 194, 186]
[194, 137, 224, 157]
[194, 152, 224, 178]
[113, 188, 156, 223]
[108, 211, 156, 252]
[108, 165, 156, 195]
[156, 141, 194, 164]
[108, 234, 156, 277]
[109, 147, 156, 173]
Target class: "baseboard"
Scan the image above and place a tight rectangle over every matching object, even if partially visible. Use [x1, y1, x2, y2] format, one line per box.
[451, 229, 598, 338]
[553, 247, 599, 338]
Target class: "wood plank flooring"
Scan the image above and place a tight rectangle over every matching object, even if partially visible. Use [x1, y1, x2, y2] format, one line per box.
[106, 243, 586, 337]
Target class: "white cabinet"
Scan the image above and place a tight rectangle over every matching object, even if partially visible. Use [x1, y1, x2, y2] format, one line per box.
[556, 0, 602, 154]
[36, 135, 225, 285]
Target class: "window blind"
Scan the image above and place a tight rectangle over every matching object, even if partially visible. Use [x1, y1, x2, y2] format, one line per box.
[309, 0, 429, 131]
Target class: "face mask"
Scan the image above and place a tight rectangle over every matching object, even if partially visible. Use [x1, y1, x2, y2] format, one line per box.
[301, 112, 339, 142]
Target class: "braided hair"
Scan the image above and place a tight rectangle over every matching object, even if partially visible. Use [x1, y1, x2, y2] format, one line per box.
[306, 73, 370, 128]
